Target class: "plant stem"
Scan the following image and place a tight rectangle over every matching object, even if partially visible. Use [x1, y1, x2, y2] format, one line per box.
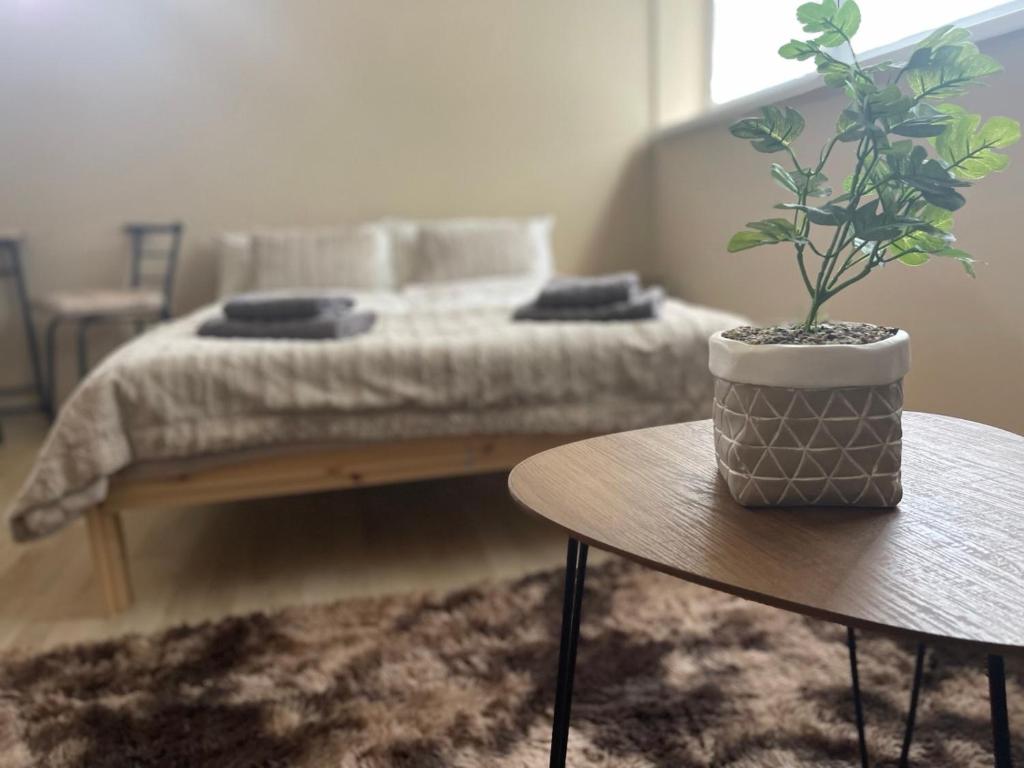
[803, 295, 826, 330]
[796, 248, 815, 297]
[797, 25, 882, 331]
[803, 108, 888, 328]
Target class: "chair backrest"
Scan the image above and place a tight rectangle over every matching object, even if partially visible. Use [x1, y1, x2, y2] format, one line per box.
[125, 222, 184, 319]
[0, 235, 32, 319]
[0, 235, 30, 314]
[0, 234, 22, 279]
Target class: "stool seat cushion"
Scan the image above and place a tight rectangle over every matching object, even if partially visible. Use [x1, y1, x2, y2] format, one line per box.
[34, 289, 163, 319]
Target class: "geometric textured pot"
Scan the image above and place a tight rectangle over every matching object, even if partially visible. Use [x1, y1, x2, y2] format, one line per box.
[708, 329, 910, 508]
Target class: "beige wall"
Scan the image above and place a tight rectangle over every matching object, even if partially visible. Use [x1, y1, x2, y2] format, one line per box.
[652, 0, 711, 127]
[654, 29, 1024, 434]
[0, 0, 679, 389]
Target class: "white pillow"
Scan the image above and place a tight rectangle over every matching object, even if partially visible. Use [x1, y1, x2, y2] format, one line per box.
[373, 218, 420, 289]
[217, 232, 255, 297]
[250, 227, 391, 291]
[409, 218, 553, 285]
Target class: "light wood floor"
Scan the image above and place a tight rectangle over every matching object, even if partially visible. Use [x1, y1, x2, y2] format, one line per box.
[0, 414, 575, 654]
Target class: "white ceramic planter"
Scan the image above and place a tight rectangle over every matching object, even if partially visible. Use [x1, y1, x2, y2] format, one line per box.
[708, 329, 911, 507]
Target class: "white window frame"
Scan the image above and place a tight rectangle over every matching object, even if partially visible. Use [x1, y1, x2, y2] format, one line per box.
[694, 1, 1024, 131]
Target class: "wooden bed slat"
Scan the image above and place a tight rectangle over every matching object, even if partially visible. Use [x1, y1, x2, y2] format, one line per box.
[93, 433, 586, 614]
[105, 434, 585, 509]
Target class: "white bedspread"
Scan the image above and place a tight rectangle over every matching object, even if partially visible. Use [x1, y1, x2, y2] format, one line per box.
[7, 283, 743, 540]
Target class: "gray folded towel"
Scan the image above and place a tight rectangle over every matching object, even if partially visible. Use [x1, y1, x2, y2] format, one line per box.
[223, 293, 354, 321]
[198, 310, 376, 340]
[536, 272, 640, 308]
[514, 286, 664, 322]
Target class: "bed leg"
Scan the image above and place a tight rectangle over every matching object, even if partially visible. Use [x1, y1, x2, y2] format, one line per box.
[85, 506, 133, 615]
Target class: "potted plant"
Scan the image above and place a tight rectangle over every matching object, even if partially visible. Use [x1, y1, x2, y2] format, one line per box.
[712, 0, 1019, 507]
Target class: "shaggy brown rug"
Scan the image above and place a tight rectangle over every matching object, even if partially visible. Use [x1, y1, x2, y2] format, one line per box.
[0, 558, 1019, 767]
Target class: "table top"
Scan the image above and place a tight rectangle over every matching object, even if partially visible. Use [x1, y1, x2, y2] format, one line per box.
[509, 412, 1024, 654]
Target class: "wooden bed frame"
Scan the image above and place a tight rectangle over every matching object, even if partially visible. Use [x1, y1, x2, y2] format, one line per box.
[83, 433, 585, 615]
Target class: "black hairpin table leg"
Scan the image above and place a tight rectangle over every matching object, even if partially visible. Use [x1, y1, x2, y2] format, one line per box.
[989, 654, 1013, 768]
[899, 643, 927, 767]
[849, 632, 930, 768]
[848, 627, 870, 768]
[550, 537, 589, 768]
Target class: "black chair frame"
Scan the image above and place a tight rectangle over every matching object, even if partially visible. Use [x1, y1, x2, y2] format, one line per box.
[0, 236, 46, 441]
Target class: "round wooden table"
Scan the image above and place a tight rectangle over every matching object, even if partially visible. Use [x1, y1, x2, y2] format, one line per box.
[509, 412, 1024, 768]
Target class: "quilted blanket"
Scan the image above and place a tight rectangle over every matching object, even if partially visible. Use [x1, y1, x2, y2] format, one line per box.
[7, 283, 742, 540]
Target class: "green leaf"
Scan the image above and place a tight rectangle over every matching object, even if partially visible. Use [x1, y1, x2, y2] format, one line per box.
[890, 117, 949, 138]
[920, 187, 966, 211]
[898, 251, 930, 266]
[892, 122, 947, 138]
[920, 158, 970, 188]
[776, 202, 847, 225]
[770, 163, 800, 194]
[833, 1, 861, 40]
[905, 42, 1002, 101]
[729, 106, 805, 153]
[797, 0, 859, 46]
[934, 104, 1021, 180]
[727, 218, 799, 252]
[916, 203, 953, 232]
[888, 102, 951, 137]
[903, 46, 934, 72]
[796, 0, 835, 27]
[843, 70, 880, 104]
[778, 40, 819, 60]
[816, 54, 853, 88]
[796, 169, 832, 197]
[899, 245, 975, 274]
[849, 199, 906, 241]
[880, 139, 914, 156]
[890, 142, 971, 204]
[771, 164, 832, 198]
[936, 246, 976, 276]
[889, 205, 954, 256]
[864, 59, 897, 75]
[838, 153, 899, 210]
[890, 216, 947, 236]
[851, 199, 885, 238]
[836, 108, 863, 142]
[727, 231, 768, 252]
[917, 25, 970, 51]
[864, 85, 914, 121]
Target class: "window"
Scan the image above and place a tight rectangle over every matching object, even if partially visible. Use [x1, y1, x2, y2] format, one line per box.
[711, 0, 1023, 105]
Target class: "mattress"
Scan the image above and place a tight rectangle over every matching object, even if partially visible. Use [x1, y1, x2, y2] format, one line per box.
[7, 279, 744, 540]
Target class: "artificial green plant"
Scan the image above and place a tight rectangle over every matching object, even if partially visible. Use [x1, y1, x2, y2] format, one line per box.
[728, 0, 1020, 329]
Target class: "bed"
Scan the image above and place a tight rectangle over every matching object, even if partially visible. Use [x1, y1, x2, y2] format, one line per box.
[6, 218, 744, 613]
